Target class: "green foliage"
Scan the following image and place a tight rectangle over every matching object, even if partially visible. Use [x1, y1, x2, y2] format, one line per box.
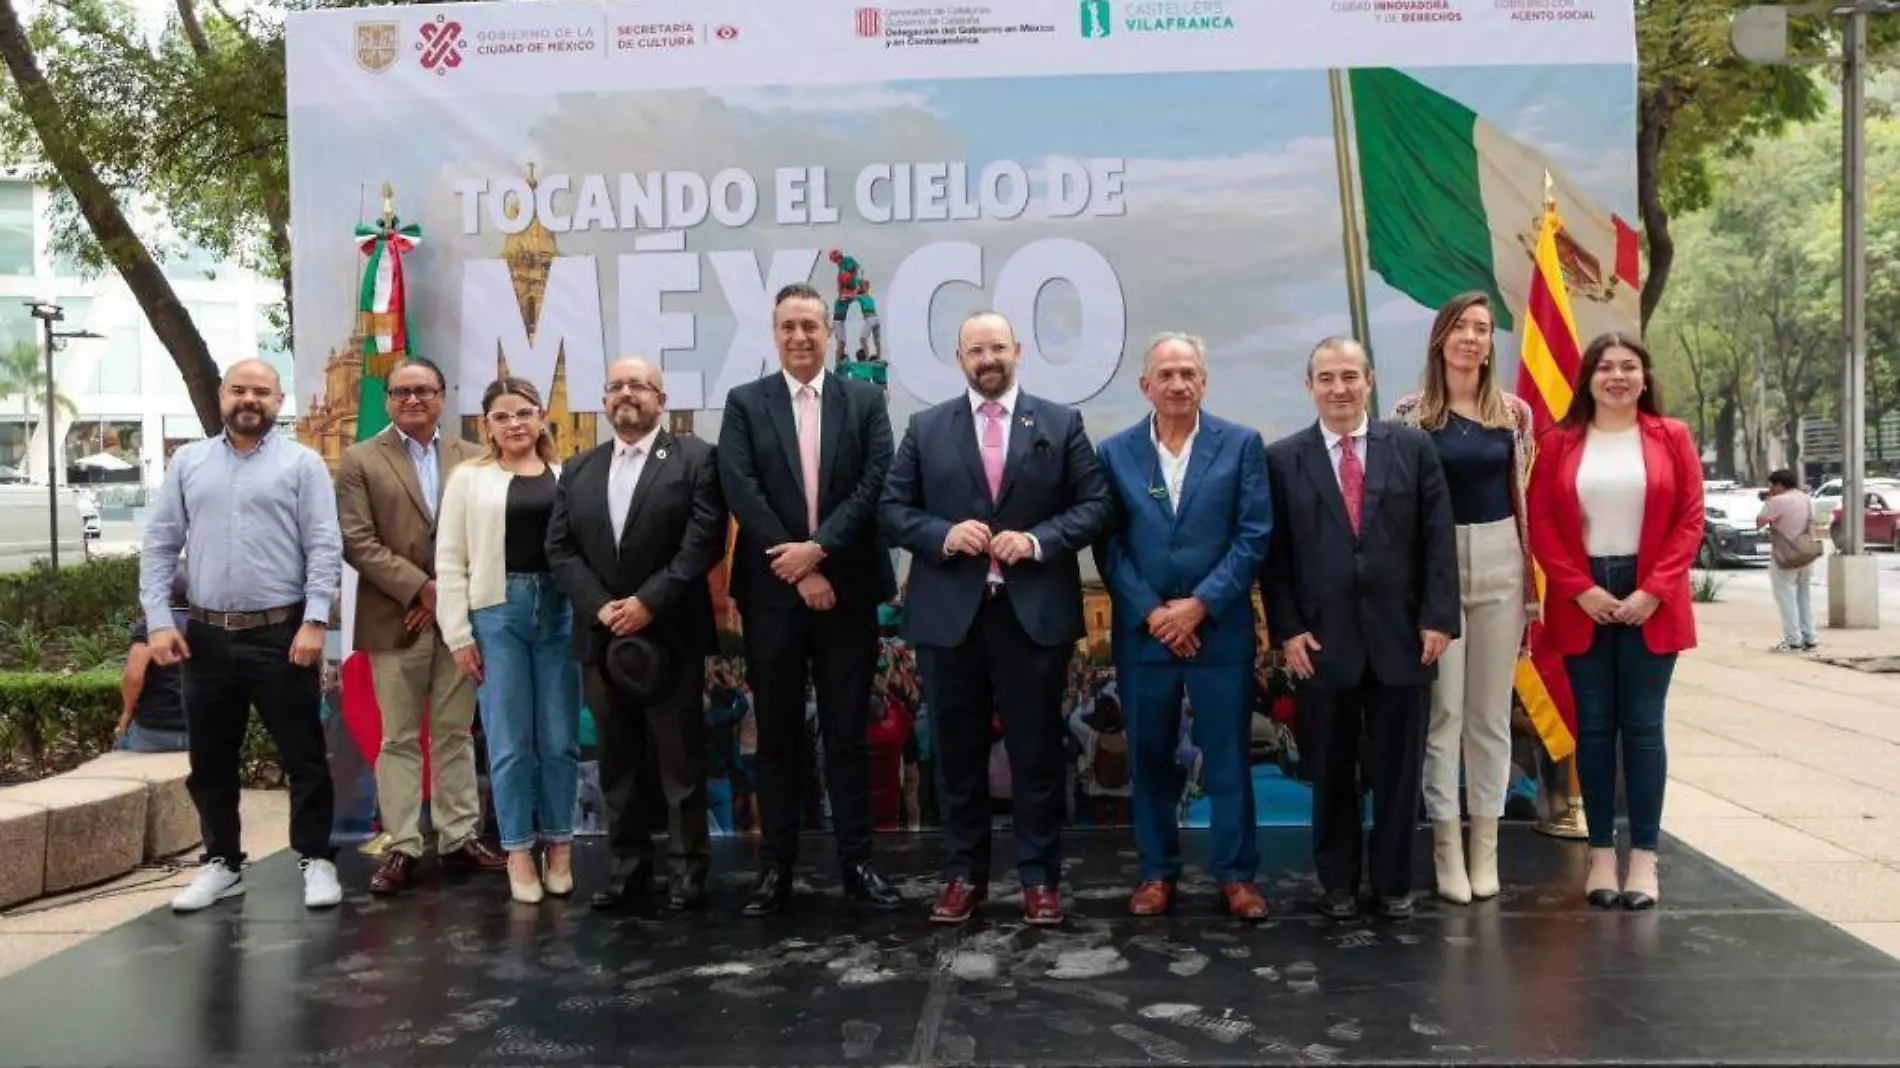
[0, 668, 119, 780]
[0, 553, 141, 632]
[1689, 569, 1726, 604]
[0, 340, 77, 418]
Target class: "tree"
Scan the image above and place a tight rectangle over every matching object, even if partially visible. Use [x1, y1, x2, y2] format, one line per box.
[0, 0, 222, 432]
[1634, 0, 1831, 331]
[0, 339, 77, 419]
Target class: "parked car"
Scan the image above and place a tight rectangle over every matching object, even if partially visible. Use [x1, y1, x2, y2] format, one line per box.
[1812, 476, 1900, 525]
[1698, 485, 1775, 569]
[1830, 490, 1900, 552]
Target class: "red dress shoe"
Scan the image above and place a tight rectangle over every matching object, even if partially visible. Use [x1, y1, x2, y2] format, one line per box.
[1023, 885, 1064, 926]
[369, 852, 418, 895]
[1221, 881, 1270, 921]
[1128, 880, 1174, 916]
[931, 878, 987, 923]
[442, 839, 510, 872]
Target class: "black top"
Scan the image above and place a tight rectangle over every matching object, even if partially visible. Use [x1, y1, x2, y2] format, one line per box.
[504, 469, 558, 573]
[1429, 412, 1515, 525]
[129, 616, 188, 733]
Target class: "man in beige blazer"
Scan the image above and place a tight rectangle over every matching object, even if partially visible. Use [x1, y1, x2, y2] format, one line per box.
[337, 357, 506, 893]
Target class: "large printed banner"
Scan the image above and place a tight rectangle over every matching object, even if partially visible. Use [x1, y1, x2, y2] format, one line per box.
[287, 0, 1638, 839]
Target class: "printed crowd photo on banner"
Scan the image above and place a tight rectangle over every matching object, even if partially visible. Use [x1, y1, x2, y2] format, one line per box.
[286, 0, 1638, 840]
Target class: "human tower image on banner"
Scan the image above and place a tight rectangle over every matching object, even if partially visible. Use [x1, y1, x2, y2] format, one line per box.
[282, 0, 1639, 853]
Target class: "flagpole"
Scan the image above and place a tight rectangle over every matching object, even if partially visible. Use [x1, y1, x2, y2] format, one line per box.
[1327, 68, 1378, 412]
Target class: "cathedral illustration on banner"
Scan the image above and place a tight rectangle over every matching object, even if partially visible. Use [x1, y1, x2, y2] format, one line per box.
[297, 165, 610, 472]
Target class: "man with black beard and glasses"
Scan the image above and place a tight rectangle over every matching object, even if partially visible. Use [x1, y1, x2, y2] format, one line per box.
[880, 311, 1114, 925]
[547, 356, 729, 911]
[142, 358, 345, 913]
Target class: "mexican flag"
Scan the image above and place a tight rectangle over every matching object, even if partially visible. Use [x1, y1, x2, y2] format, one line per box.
[352, 201, 422, 442]
[1348, 68, 1641, 345]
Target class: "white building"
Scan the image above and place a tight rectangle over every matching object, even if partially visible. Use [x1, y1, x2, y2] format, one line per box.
[0, 174, 290, 494]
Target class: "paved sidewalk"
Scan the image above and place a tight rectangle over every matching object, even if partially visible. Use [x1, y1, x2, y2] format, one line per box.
[1665, 587, 1900, 962]
[0, 790, 288, 978]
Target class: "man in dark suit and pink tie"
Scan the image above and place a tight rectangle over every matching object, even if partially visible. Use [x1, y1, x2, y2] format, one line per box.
[879, 311, 1114, 925]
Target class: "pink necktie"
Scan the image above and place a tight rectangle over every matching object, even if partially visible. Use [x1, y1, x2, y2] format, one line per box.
[797, 385, 821, 534]
[1339, 433, 1364, 534]
[980, 401, 1005, 582]
[979, 401, 1005, 500]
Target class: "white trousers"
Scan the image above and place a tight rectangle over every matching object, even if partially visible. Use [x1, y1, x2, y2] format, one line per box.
[1424, 517, 1526, 821]
[1769, 563, 1815, 647]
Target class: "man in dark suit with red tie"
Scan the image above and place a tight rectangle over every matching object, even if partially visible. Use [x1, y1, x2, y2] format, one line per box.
[879, 310, 1114, 925]
[717, 282, 902, 916]
[1262, 337, 1459, 920]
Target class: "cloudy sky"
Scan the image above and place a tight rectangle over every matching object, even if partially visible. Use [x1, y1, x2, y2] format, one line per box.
[289, 64, 1634, 443]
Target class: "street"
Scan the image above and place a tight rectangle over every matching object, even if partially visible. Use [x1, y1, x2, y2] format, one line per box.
[1708, 548, 1900, 616]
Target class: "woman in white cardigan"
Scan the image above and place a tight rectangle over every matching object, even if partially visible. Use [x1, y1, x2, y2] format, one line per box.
[436, 377, 578, 904]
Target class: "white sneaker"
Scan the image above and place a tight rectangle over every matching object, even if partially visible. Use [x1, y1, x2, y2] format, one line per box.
[172, 859, 244, 912]
[301, 858, 343, 909]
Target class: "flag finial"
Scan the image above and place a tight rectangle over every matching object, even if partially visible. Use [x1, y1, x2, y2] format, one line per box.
[379, 182, 395, 226]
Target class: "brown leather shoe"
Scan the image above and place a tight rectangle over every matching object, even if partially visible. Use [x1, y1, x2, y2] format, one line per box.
[442, 839, 510, 872]
[1221, 881, 1270, 921]
[369, 852, 418, 895]
[1128, 880, 1174, 916]
[1023, 885, 1064, 926]
[930, 879, 987, 924]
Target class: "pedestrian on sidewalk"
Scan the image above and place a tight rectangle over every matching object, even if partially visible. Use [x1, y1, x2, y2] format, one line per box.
[1756, 470, 1822, 653]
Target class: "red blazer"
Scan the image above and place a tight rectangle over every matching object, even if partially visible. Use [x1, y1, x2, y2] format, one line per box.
[1527, 415, 1704, 657]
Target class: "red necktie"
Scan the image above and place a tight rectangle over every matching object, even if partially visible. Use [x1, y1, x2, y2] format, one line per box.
[1339, 433, 1364, 534]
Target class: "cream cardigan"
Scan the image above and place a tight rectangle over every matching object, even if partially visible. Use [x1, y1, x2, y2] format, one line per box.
[435, 458, 561, 651]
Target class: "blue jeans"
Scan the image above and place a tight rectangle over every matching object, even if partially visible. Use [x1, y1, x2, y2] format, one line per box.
[470, 573, 581, 851]
[1564, 555, 1675, 850]
[119, 723, 190, 753]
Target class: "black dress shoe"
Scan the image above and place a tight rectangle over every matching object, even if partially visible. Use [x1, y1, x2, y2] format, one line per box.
[1586, 888, 1622, 910]
[842, 861, 903, 911]
[1318, 890, 1358, 920]
[743, 867, 793, 917]
[1376, 893, 1416, 920]
[667, 870, 707, 912]
[590, 862, 652, 911]
[1619, 890, 1656, 911]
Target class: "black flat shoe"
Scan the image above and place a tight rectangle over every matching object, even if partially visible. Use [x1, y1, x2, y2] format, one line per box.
[1317, 890, 1358, 921]
[1376, 893, 1415, 920]
[589, 862, 652, 910]
[1586, 889, 1621, 909]
[1620, 890, 1656, 911]
[842, 861, 903, 912]
[743, 868, 793, 918]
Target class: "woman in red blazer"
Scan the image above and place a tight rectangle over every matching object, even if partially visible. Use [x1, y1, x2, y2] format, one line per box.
[1528, 332, 1703, 912]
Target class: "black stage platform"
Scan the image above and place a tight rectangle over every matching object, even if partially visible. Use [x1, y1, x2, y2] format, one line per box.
[4, 827, 1899, 1067]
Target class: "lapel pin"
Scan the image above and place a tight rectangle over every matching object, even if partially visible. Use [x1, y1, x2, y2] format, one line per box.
[1020, 414, 1035, 428]
[655, 447, 668, 460]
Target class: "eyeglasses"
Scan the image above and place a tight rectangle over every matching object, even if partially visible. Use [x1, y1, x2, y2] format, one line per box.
[605, 379, 658, 396]
[486, 409, 541, 426]
[389, 387, 440, 401]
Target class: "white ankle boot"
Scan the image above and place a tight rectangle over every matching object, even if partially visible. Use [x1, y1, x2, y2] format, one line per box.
[1432, 820, 1472, 904]
[1467, 817, 1500, 900]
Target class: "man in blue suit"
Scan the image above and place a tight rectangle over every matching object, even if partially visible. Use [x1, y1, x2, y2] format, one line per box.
[1093, 333, 1273, 920]
[880, 310, 1114, 926]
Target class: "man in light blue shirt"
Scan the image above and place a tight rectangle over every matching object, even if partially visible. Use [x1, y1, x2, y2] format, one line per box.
[140, 358, 345, 913]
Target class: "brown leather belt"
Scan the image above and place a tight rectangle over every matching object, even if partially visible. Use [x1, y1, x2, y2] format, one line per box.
[187, 604, 302, 631]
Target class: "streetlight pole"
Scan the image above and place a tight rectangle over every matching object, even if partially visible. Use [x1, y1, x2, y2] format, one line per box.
[1731, 1, 1897, 629]
[24, 301, 102, 572]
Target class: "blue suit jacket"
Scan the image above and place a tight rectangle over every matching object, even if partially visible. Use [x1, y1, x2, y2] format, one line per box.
[879, 390, 1114, 649]
[1093, 411, 1272, 667]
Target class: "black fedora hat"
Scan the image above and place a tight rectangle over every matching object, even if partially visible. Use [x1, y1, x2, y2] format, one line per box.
[605, 633, 674, 703]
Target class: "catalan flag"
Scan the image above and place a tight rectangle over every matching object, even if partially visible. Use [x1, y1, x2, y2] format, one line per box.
[1513, 189, 1584, 760]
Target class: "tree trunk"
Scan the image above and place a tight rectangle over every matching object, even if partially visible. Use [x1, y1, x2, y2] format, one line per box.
[0, 0, 224, 436]
[1783, 414, 1803, 476]
[1637, 90, 1674, 333]
[1714, 397, 1737, 481]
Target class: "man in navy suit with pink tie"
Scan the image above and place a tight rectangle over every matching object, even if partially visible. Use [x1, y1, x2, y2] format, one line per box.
[879, 310, 1114, 926]
[1094, 333, 1273, 921]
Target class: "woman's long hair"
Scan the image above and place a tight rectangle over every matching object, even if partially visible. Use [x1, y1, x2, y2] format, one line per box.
[1559, 332, 1665, 430]
[1414, 291, 1511, 431]
[479, 376, 557, 465]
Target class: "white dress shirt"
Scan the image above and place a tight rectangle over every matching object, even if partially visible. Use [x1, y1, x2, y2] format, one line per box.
[395, 426, 442, 520]
[1150, 413, 1199, 514]
[608, 423, 663, 544]
[1319, 413, 1370, 490]
[786, 368, 823, 435]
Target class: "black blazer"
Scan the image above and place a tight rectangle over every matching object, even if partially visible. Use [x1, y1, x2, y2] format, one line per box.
[1261, 419, 1459, 690]
[545, 429, 729, 664]
[879, 391, 1113, 649]
[716, 370, 896, 610]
